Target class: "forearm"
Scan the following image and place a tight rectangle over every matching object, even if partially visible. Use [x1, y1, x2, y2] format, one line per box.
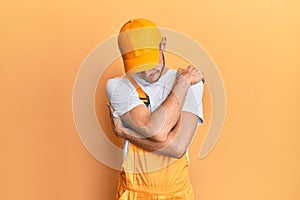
[119, 114, 188, 158]
[122, 76, 190, 142]
[120, 126, 178, 158]
[148, 76, 190, 139]
[119, 112, 199, 158]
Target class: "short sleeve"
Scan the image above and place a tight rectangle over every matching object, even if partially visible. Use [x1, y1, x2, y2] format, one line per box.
[106, 77, 143, 117]
[182, 81, 204, 124]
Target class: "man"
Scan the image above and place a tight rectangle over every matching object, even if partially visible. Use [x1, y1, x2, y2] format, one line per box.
[106, 18, 204, 199]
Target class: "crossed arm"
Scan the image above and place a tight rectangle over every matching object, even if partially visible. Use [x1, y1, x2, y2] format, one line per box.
[119, 66, 203, 142]
[120, 75, 190, 142]
[107, 66, 204, 158]
[108, 105, 199, 158]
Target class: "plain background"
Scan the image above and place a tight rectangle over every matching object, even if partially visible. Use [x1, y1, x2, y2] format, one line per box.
[1, 0, 299, 199]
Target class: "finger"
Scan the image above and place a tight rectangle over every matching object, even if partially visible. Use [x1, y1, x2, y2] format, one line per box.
[177, 68, 183, 74]
[187, 65, 194, 70]
[107, 103, 114, 115]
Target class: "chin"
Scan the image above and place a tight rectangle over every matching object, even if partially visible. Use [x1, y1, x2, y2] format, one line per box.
[145, 79, 155, 83]
[148, 77, 160, 83]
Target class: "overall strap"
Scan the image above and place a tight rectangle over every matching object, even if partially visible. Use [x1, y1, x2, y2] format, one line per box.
[125, 75, 150, 107]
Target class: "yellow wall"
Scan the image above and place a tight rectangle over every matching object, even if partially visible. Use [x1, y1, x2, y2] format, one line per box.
[1, 0, 300, 199]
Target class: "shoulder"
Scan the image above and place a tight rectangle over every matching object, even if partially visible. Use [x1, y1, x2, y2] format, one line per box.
[184, 81, 204, 123]
[190, 80, 204, 94]
[186, 81, 204, 103]
[106, 76, 144, 116]
[106, 77, 127, 86]
[185, 81, 204, 107]
[106, 77, 133, 89]
[106, 77, 135, 99]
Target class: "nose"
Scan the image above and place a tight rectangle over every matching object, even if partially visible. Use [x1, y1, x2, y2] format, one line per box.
[143, 69, 156, 77]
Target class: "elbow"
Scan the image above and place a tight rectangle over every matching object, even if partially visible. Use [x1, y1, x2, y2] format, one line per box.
[170, 143, 187, 159]
[146, 125, 169, 142]
[173, 149, 186, 159]
[151, 132, 168, 142]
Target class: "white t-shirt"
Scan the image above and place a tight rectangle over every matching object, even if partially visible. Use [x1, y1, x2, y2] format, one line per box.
[106, 69, 204, 159]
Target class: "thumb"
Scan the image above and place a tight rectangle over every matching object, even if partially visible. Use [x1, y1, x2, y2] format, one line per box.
[177, 68, 183, 74]
[107, 102, 114, 114]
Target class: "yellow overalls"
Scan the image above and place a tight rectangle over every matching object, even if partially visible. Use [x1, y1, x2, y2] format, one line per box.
[116, 76, 194, 200]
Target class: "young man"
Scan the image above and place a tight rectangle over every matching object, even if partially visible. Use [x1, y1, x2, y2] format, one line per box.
[106, 18, 204, 199]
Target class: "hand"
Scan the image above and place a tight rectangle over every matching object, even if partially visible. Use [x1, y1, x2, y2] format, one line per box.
[107, 103, 125, 138]
[177, 65, 205, 85]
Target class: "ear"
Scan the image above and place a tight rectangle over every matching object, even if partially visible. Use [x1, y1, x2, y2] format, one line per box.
[160, 37, 167, 51]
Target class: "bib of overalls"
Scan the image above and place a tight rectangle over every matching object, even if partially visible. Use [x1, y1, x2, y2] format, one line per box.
[116, 75, 194, 200]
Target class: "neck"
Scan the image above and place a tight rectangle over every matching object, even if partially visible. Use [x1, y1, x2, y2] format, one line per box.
[161, 66, 169, 76]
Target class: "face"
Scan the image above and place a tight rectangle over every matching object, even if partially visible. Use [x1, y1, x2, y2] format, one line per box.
[136, 37, 167, 83]
[136, 53, 165, 83]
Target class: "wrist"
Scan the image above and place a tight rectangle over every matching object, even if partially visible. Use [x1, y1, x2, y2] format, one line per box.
[173, 75, 191, 92]
[169, 75, 190, 108]
[119, 127, 135, 140]
[177, 74, 191, 87]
